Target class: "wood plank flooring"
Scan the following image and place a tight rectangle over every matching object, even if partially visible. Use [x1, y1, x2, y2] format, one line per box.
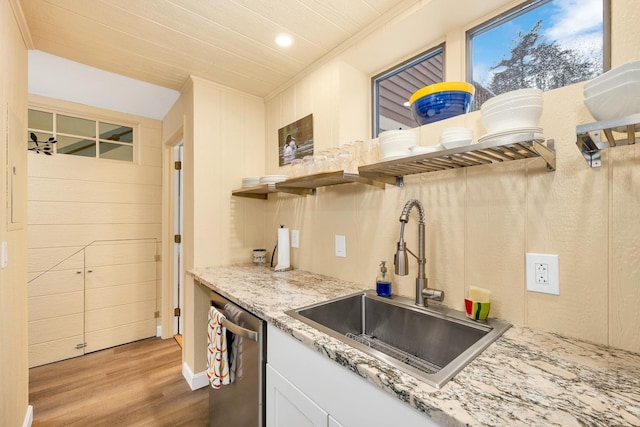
[29, 337, 209, 426]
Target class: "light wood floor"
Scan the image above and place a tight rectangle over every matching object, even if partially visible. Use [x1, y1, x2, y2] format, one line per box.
[29, 337, 209, 426]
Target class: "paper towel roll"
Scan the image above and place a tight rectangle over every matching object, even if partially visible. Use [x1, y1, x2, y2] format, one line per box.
[275, 227, 290, 270]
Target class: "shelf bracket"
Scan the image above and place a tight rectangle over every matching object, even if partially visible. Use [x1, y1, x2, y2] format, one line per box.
[575, 113, 640, 168]
[576, 132, 602, 168]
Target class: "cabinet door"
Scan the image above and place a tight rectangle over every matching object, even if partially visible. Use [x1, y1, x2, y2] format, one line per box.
[328, 415, 344, 427]
[267, 364, 328, 427]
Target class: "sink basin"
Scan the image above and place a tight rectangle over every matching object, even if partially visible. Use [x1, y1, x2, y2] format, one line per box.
[286, 290, 511, 388]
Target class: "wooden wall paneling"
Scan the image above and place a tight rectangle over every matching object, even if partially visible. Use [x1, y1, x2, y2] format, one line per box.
[85, 281, 156, 310]
[27, 99, 163, 366]
[85, 300, 156, 333]
[29, 335, 86, 368]
[28, 292, 84, 322]
[28, 249, 84, 273]
[84, 319, 157, 353]
[28, 177, 161, 204]
[609, 146, 640, 353]
[525, 85, 609, 345]
[28, 268, 84, 297]
[85, 241, 157, 266]
[28, 224, 162, 249]
[28, 154, 161, 185]
[29, 313, 84, 346]
[139, 145, 162, 167]
[420, 169, 468, 313]
[84, 261, 156, 289]
[28, 201, 161, 225]
[466, 162, 527, 323]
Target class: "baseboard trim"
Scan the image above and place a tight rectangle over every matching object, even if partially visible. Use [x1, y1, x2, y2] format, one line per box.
[23, 405, 33, 427]
[156, 325, 162, 337]
[182, 362, 209, 390]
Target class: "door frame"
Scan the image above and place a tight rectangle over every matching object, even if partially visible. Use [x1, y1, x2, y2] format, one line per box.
[161, 130, 184, 340]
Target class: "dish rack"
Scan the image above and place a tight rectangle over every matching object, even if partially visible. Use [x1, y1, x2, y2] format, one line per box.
[576, 113, 640, 167]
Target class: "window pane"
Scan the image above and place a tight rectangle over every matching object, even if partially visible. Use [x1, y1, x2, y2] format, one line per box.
[57, 114, 96, 137]
[468, 0, 605, 109]
[100, 123, 133, 143]
[28, 109, 53, 132]
[99, 142, 133, 161]
[57, 135, 96, 157]
[373, 47, 444, 136]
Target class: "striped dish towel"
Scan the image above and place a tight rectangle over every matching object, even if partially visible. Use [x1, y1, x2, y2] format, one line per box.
[206, 306, 230, 389]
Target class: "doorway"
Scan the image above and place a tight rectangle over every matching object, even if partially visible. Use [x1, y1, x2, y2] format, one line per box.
[173, 143, 184, 346]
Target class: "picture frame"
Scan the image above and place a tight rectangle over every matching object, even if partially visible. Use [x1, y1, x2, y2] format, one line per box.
[278, 114, 313, 166]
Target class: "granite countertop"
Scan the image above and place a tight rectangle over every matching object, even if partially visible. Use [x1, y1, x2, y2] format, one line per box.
[189, 264, 640, 427]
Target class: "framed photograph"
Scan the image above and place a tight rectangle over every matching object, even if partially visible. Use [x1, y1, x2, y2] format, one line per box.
[278, 114, 313, 166]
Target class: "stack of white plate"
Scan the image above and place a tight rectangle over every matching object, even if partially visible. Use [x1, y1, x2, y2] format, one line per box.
[583, 60, 640, 122]
[242, 177, 260, 187]
[259, 175, 288, 185]
[440, 127, 473, 149]
[477, 127, 544, 144]
[409, 144, 443, 155]
[480, 88, 543, 134]
[379, 130, 417, 160]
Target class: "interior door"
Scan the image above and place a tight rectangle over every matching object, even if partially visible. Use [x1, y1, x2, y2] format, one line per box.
[173, 143, 184, 336]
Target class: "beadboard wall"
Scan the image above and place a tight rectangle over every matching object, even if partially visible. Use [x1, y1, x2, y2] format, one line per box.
[262, 0, 640, 353]
[0, 0, 29, 425]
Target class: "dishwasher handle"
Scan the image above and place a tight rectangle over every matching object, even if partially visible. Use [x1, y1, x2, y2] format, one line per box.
[211, 302, 259, 342]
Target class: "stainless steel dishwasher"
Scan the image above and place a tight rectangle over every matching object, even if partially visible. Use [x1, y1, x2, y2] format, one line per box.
[209, 290, 266, 427]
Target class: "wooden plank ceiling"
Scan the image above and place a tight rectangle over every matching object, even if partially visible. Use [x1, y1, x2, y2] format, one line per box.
[20, 0, 410, 97]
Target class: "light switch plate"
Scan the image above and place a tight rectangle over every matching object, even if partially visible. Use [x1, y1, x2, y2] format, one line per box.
[291, 230, 299, 248]
[526, 253, 559, 295]
[335, 235, 346, 257]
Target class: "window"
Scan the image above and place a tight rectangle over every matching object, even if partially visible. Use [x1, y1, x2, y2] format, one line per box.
[372, 45, 444, 137]
[467, 0, 609, 110]
[28, 109, 135, 162]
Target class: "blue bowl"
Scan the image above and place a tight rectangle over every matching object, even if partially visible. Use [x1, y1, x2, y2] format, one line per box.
[411, 90, 473, 126]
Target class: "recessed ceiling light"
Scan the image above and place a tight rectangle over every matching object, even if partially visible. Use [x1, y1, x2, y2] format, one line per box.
[275, 34, 293, 47]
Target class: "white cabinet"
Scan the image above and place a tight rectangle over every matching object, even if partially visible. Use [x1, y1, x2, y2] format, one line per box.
[267, 365, 328, 427]
[267, 324, 440, 427]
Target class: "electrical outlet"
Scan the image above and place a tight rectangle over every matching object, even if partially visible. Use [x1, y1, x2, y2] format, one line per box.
[535, 262, 549, 285]
[335, 235, 346, 257]
[291, 230, 299, 248]
[526, 253, 559, 295]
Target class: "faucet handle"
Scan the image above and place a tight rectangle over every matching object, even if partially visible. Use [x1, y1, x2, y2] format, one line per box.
[423, 288, 445, 302]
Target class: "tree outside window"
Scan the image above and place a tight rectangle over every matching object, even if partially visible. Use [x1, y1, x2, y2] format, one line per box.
[468, 0, 608, 110]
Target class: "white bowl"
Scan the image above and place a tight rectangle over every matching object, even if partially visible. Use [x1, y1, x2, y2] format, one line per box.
[584, 60, 640, 98]
[481, 88, 543, 111]
[482, 104, 542, 134]
[584, 82, 640, 121]
[481, 96, 543, 115]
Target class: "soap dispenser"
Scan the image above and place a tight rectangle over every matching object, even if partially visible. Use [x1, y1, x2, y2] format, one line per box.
[376, 261, 392, 297]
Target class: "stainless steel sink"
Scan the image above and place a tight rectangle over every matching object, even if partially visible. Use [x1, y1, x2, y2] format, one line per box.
[286, 290, 511, 388]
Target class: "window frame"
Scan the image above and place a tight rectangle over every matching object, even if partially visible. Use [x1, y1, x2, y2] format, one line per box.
[371, 43, 445, 138]
[465, 0, 611, 105]
[27, 107, 137, 162]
